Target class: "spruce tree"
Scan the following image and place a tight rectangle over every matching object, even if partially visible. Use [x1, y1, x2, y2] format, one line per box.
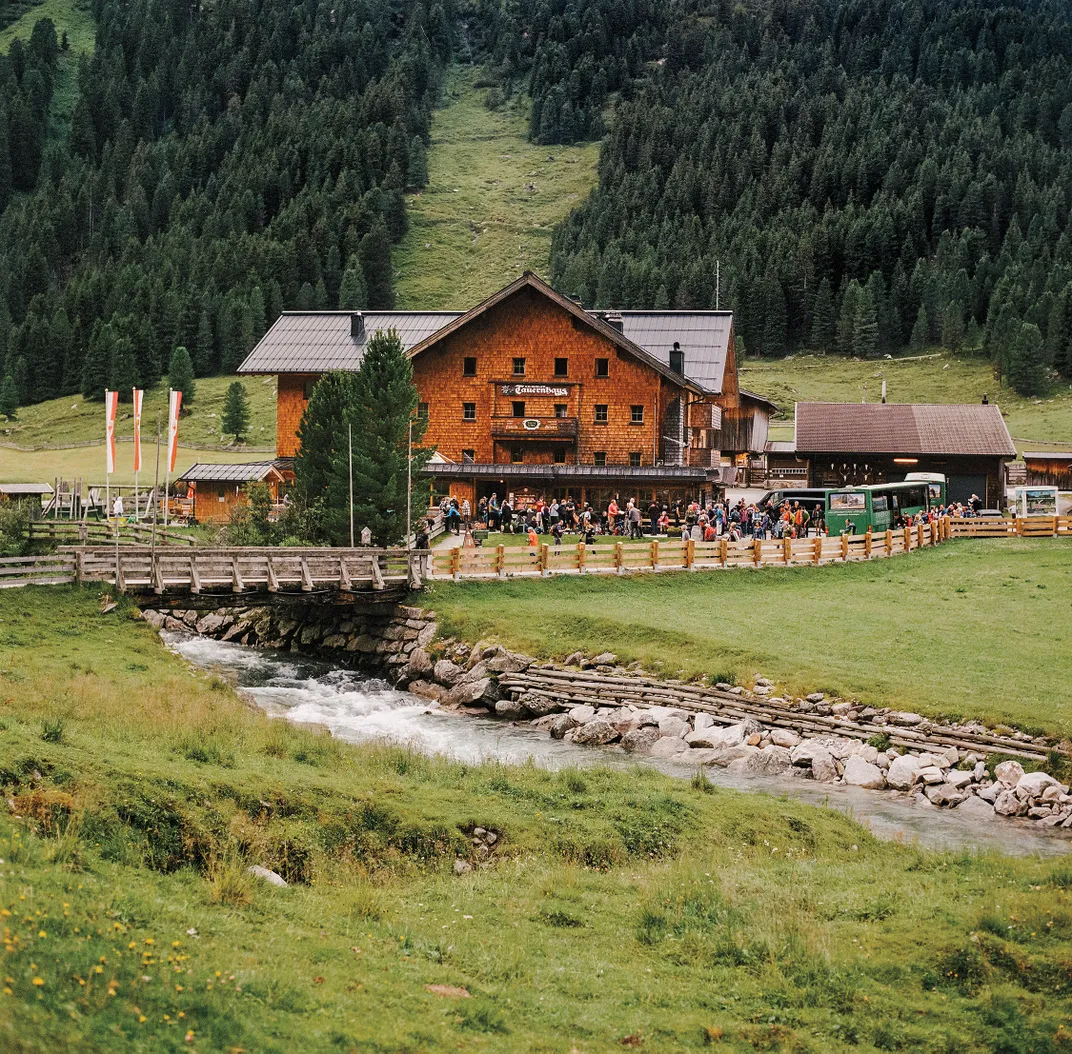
[809, 278, 835, 351]
[81, 327, 112, 401]
[853, 287, 879, 359]
[221, 380, 251, 441]
[0, 374, 18, 420]
[940, 301, 965, 353]
[359, 219, 395, 310]
[293, 370, 360, 525]
[407, 136, 428, 189]
[167, 346, 196, 402]
[837, 283, 860, 356]
[1007, 323, 1047, 396]
[761, 274, 787, 357]
[339, 255, 368, 310]
[110, 337, 139, 399]
[910, 305, 930, 350]
[332, 328, 431, 546]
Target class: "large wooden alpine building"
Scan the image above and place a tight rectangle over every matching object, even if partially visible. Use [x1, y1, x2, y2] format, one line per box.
[239, 273, 775, 510]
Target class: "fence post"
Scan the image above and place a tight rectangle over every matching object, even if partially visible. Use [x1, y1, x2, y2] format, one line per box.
[719, 537, 728, 568]
[813, 535, 822, 565]
[577, 542, 586, 574]
[686, 538, 695, 570]
[917, 522, 924, 549]
[783, 535, 791, 565]
[451, 546, 460, 581]
[541, 543, 549, 577]
[865, 528, 872, 558]
[75, 549, 84, 586]
[904, 526, 911, 552]
[885, 529, 893, 557]
[651, 540, 659, 570]
[754, 537, 762, 567]
[841, 533, 849, 561]
[615, 541, 623, 574]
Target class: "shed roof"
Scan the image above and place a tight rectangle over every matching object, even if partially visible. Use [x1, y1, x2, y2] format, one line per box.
[239, 273, 735, 394]
[0, 483, 54, 495]
[1022, 452, 1072, 462]
[176, 461, 282, 483]
[794, 403, 1016, 458]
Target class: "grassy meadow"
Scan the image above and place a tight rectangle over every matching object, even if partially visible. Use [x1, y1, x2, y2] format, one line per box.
[393, 66, 600, 309]
[3, 587, 1072, 1051]
[428, 538, 1072, 735]
[742, 351, 1072, 452]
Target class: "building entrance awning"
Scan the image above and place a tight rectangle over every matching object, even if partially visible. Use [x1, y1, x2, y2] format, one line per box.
[425, 463, 724, 485]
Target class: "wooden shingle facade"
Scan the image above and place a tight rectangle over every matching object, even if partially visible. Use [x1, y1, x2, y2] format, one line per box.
[241, 274, 775, 509]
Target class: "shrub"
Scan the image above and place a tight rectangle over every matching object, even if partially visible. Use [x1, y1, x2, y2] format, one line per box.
[41, 716, 66, 743]
[207, 855, 254, 906]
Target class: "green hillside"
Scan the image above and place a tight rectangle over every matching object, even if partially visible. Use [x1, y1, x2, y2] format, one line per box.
[743, 352, 1072, 451]
[393, 67, 599, 309]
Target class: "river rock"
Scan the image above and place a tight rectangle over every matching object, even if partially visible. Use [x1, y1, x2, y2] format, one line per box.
[649, 737, 689, 758]
[484, 652, 530, 674]
[621, 727, 662, 753]
[568, 705, 596, 723]
[842, 756, 885, 789]
[572, 719, 620, 746]
[516, 692, 561, 717]
[247, 865, 287, 888]
[589, 652, 617, 667]
[925, 782, 969, 806]
[196, 613, 228, 635]
[433, 659, 465, 686]
[917, 766, 945, 785]
[770, 728, 801, 748]
[790, 741, 832, 767]
[550, 713, 581, 739]
[805, 692, 825, 703]
[994, 760, 1025, 787]
[531, 714, 559, 731]
[1017, 771, 1063, 798]
[445, 678, 496, 708]
[994, 790, 1025, 816]
[978, 782, 1002, 803]
[685, 748, 725, 766]
[956, 796, 996, 820]
[694, 713, 715, 730]
[945, 769, 974, 790]
[407, 680, 448, 703]
[727, 745, 791, 776]
[405, 647, 433, 678]
[887, 711, 924, 727]
[659, 716, 691, 739]
[636, 710, 661, 728]
[494, 698, 528, 720]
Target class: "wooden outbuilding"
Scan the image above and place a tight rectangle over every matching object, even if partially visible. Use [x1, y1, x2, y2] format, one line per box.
[239, 272, 777, 510]
[174, 462, 284, 524]
[793, 402, 1016, 507]
[1023, 452, 1072, 491]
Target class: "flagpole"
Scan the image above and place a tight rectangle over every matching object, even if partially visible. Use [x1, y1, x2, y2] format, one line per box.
[348, 423, 355, 548]
[151, 412, 161, 558]
[406, 417, 413, 549]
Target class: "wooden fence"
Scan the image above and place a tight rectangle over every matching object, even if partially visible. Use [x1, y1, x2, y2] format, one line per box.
[71, 545, 425, 594]
[433, 516, 1072, 581]
[0, 553, 77, 588]
[29, 520, 200, 547]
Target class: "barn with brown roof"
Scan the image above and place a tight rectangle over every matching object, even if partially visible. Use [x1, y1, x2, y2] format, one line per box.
[793, 402, 1016, 506]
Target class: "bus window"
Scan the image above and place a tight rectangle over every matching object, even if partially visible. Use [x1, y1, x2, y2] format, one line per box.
[926, 483, 942, 504]
[872, 495, 888, 512]
[829, 492, 866, 512]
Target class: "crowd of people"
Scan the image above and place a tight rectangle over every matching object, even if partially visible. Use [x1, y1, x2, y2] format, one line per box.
[436, 490, 989, 545]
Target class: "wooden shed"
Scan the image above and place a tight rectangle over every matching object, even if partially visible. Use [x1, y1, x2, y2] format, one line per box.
[175, 462, 284, 524]
[1023, 452, 1072, 491]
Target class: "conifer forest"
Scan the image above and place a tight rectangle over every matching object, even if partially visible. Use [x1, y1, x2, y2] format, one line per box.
[2, 0, 1072, 406]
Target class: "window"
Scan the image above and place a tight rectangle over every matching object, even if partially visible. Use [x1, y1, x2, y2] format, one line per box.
[217, 486, 226, 502]
[630, 405, 644, 424]
[462, 402, 476, 421]
[512, 400, 526, 418]
[511, 446, 524, 464]
[554, 357, 568, 377]
[629, 452, 642, 467]
[513, 357, 526, 376]
[302, 378, 316, 399]
[418, 401, 429, 419]
[462, 449, 475, 463]
[554, 403, 568, 418]
[594, 404, 608, 423]
[463, 357, 477, 376]
[553, 449, 566, 464]
[595, 358, 609, 378]
[594, 451, 607, 467]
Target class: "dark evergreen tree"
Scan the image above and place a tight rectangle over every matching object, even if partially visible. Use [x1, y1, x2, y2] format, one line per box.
[359, 220, 395, 310]
[293, 370, 361, 518]
[0, 373, 17, 420]
[167, 346, 196, 403]
[339, 256, 369, 310]
[1007, 323, 1047, 396]
[910, 306, 930, 351]
[81, 326, 112, 401]
[110, 337, 139, 400]
[221, 380, 251, 442]
[809, 279, 835, 351]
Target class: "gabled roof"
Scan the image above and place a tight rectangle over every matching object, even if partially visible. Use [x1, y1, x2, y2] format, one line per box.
[0, 482, 54, 495]
[238, 273, 734, 394]
[794, 403, 1016, 458]
[176, 461, 283, 484]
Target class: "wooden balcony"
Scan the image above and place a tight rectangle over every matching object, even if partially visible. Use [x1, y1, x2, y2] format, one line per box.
[490, 416, 579, 440]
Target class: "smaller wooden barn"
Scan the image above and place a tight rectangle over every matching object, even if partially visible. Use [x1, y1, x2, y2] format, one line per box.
[1023, 452, 1072, 491]
[175, 462, 284, 524]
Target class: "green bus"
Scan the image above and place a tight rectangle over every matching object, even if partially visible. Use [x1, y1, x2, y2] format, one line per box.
[824, 476, 947, 535]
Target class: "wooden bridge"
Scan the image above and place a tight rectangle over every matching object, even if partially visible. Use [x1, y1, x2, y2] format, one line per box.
[0, 546, 426, 594]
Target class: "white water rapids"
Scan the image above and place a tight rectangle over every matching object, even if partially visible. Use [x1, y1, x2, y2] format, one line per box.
[164, 631, 1071, 858]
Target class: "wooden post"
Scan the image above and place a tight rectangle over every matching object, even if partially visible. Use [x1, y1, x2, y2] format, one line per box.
[753, 537, 762, 567]
[450, 547, 460, 581]
[885, 529, 893, 557]
[189, 556, 201, 594]
[719, 537, 728, 568]
[841, 533, 849, 561]
[75, 549, 84, 586]
[230, 556, 245, 592]
[917, 522, 924, 549]
[813, 535, 822, 565]
[541, 543, 550, 577]
[686, 537, 695, 570]
[300, 556, 315, 591]
[369, 556, 385, 591]
[651, 540, 659, 570]
[152, 557, 165, 595]
[577, 541, 586, 574]
[266, 556, 279, 593]
[615, 541, 623, 574]
[782, 535, 791, 565]
[339, 556, 352, 591]
[496, 544, 505, 578]
[865, 528, 872, 558]
[407, 551, 422, 591]
[904, 526, 911, 552]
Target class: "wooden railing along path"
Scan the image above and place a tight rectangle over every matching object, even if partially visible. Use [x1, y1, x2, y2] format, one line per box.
[28, 520, 200, 547]
[433, 516, 1072, 580]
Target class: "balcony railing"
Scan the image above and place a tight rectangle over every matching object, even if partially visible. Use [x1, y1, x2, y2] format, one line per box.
[490, 416, 579, 439]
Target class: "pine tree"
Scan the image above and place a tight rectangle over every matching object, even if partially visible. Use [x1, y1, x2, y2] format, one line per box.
[221, 381, 251, 442]
[331, 328, 430, 546]
[0, 375, 18, 420]
[359, 219, 395, 310]
[294, 370, 361, 523]
[1007, 323, 1047, 396]
[940, 301, 965, 353]
[339, 255, 368, 310]
[910, 305, 930, 350]
[168, 346, 196, 403]
[81, 327, 112, 401]
[809, 278, 835, 351]
[853, 287, 880, 359]
[110, 337, 139, 399]
[837, 283, 860, 356]
[407, 136, 428, 189]
[761, 274, 787, 357]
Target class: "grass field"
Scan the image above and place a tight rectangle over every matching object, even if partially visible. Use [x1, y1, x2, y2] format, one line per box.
[743, 351, 1072, 451]
[0, 0, 96, 142]
[393, 66, 600, 309]
[3, 586, 1072, 1051]
[428, 539, 1072, 735]
[0, 376, 277, 484]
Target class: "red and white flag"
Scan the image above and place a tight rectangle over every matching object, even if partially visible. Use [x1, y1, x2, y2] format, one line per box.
[104, 390, 118, 475]
[167, 388, 182, 472]
[132, 388, 143, 472]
